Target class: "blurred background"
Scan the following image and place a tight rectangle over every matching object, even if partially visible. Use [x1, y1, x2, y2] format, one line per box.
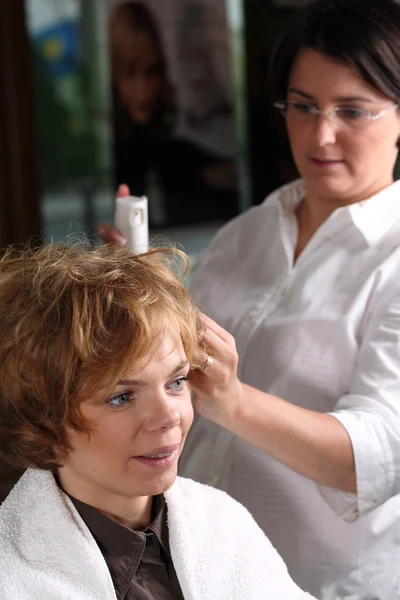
[0, 0, 308, 259]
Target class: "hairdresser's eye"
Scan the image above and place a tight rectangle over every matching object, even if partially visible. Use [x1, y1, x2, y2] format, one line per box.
[292, 101, 315, 115]
[338, 107, 365, 121]
[169, 376, 191, 394]
[106, 392, 134, 408]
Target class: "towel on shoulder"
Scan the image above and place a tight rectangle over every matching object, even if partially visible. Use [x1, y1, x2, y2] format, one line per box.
[0, 469, 315, 600]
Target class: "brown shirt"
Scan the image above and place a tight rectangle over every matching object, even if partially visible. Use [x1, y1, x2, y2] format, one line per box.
[69, 493, 185, 600]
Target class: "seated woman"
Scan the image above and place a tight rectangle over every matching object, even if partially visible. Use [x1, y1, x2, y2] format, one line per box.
[0, 243, 313, 600]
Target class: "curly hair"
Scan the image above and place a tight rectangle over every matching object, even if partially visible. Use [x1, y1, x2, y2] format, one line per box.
[0, 243, 203, 472]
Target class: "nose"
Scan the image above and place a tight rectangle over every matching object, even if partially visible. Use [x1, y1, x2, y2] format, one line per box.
[144, 393, 181, 433]
[133, 76, 153, 104]
[313, 113, 337, 146]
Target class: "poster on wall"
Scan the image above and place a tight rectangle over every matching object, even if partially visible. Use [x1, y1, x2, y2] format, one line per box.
[108, 0, 239, 227]
[25, 1, 97, 189]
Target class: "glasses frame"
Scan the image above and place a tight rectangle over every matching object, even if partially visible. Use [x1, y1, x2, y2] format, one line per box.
[273, 100, 399, 124]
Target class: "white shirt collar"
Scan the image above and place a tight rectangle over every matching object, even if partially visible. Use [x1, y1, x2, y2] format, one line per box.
[274, 179, 400, 247]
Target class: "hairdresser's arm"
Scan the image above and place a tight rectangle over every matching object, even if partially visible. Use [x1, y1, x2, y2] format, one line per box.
[192, 314, 357, 495]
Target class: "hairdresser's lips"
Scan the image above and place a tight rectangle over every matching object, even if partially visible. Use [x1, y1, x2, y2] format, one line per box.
[309, 156, 345, 168]
[132, 444, 180, 468]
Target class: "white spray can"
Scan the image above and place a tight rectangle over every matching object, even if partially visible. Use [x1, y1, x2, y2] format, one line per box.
[114, 196, 149, 254]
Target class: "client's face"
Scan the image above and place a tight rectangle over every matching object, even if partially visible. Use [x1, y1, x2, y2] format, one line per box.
[58, 330, 193, 505]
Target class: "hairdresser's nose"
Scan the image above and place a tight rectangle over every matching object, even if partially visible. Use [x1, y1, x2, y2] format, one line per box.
[144, 392, 181, 432]
[313, 113, 338, 146]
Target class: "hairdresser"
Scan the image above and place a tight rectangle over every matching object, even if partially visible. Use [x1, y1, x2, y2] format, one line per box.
[99, 1, 400, 597]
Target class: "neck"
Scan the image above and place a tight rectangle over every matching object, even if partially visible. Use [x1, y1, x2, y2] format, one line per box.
[100, 498, 152, 529]
[300, 178, 395, 233]
[296, 196, 331, 236]
[56, 470, 153, 530]
[294, 179, 394, 262]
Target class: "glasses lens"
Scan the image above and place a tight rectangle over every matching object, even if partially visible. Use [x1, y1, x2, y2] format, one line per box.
[335, 107, 369, 128]
[286, 102, 315, 121]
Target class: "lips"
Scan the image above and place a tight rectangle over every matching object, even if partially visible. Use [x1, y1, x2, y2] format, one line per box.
[135, 444, 180, 459]
[310, 157, 344, 164]
[131, 444, 181, 468]
[143, 451, 172, 459]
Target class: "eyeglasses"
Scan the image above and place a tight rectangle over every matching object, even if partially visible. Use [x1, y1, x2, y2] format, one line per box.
[273, 100, 399, 128]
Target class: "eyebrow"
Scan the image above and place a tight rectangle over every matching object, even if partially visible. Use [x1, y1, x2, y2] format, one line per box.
[117, 360, 189, 387]
[287, 88, 374, 104]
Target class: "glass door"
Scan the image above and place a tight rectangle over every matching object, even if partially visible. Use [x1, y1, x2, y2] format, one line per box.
[25, 0, 114, 242]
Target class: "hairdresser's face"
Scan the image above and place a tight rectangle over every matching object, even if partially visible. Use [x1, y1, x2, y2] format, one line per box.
[286, 49, 400, 203]
[111, 20, 162, 124]
[58, 330, 193, 505]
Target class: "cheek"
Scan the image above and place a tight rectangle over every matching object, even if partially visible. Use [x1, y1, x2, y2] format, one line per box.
[148, 76, 161, 97]
[69, 416, 139, 460]
[179, 393, 194, 433]
[370, 125, 399, 156]
[346, 128, 397, 169]
[122, 81, 137, 105]
[336, 132, 361, 159]
[286, 123, 309, 157]
[114, 74, 126, 96]
[115, 77, 138, 107]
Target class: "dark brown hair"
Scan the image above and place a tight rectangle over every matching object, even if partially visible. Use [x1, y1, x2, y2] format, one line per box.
[0, 243, 202, 471]
[269, 0, 400, 104]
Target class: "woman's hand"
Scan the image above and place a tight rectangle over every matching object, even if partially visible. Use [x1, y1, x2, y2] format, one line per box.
[191, 313, 244, 427]
[190, 316, 356, 493]
[96, 184, 130, 245]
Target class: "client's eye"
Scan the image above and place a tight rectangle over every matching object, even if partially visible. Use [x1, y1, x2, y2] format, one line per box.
[169, 376, 191, 394]
[106, 392, 134, 407]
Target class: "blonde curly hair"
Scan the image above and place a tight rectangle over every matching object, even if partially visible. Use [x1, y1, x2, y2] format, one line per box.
[0, 242, 203, 471]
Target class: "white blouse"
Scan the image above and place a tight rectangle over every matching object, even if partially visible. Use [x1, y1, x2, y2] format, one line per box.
[179, 179, 400, 599]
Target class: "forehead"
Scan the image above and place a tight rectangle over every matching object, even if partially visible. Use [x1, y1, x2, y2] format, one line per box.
[288, 49, 386, 103]
[125, 329, 187, 378]
[111, 21, 158, 64]
[87, 329, 188, 403]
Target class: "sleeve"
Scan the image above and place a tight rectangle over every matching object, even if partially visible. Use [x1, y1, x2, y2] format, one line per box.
[319, 282, 400, 521]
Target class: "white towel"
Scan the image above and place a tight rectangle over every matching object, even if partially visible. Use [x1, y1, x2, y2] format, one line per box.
[0, 469, 315, 599]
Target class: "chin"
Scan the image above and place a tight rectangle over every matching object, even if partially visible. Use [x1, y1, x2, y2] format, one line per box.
[140, 468, 178, 497]
[129, 109, 154, 125]
[307, 175, 354, 199]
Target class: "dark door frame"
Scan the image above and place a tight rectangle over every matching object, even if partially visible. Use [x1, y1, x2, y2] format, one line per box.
[0, 0, 41, 248]
[0, 0, 41, 502]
